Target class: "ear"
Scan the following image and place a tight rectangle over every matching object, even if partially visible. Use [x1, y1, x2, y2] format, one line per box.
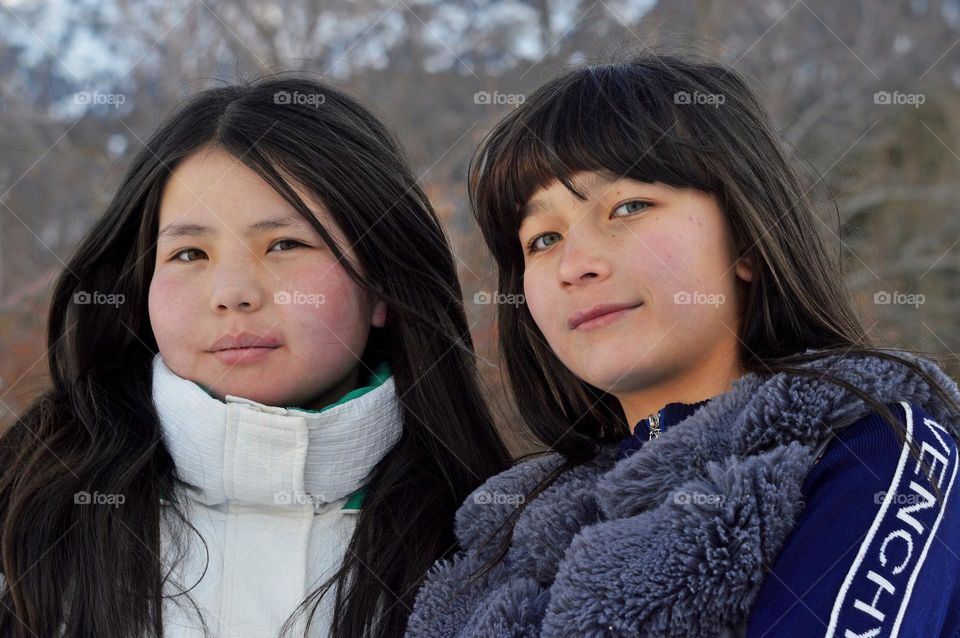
[370, 298, 388, 328]
[735, 254, 754, 283]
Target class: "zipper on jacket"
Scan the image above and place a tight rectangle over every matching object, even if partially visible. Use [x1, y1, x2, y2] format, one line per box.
[648, 411, 662, 440]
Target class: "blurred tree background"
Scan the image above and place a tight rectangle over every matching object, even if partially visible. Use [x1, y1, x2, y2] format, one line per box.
[2, 0, 959, 449]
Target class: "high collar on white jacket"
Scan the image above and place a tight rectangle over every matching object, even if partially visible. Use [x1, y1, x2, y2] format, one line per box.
[151, 353, 404, 509]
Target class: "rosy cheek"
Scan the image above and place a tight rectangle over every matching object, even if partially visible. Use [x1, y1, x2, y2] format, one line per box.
[522, 276, 554, 334]
[149, 273, 199, 330]
[323, 275, 364, 322]
[149, 272, 175, 298]
[638, 233, 687, 286]
[283, 264, 361, 331]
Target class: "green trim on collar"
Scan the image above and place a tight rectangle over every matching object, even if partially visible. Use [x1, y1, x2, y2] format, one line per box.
[167, 359, 392, 406]
[160, 486, 367, 514]
[162, 487, 368, 511]
[341, 487, 367, 513]
[286, 361, 392, 414]
[157, 360, 389, 510]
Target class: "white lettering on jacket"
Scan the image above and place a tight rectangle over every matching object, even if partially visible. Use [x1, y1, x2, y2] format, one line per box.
[825, 401, 958, 638]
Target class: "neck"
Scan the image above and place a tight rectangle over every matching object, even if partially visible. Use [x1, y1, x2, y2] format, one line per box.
[304, 365, 362, 411]
[615, 352, 746, 427]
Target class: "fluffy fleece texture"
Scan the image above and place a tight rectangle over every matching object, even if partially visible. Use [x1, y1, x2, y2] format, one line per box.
[405, 351, 960, 638]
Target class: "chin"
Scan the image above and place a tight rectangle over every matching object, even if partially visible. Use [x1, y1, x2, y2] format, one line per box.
[237, 388, 286, 406]
[198, 375, 263, 401]
[581, 362, 646, 394]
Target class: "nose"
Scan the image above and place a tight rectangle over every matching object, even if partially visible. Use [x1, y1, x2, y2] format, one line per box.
[557, 230, 611, 287]
[210, 270, 265, 313]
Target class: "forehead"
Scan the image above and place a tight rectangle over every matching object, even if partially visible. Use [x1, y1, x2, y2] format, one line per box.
[156, 149, 324, 237]
[158, 149, 286, 220]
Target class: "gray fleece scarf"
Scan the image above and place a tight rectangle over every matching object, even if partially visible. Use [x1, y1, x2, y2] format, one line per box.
[405, 351, 960, 638]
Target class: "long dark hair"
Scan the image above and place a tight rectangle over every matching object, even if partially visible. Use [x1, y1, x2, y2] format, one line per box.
[0, 76, 511, 637]
[467, 52, 960, 555]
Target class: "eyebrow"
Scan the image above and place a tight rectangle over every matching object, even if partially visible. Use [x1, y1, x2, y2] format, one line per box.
[521, 199, 551, 220]
[520, 174, 612, 222]
[157, 214, 311, 240]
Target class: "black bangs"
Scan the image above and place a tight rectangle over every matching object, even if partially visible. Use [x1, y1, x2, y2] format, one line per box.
[470, 60, 720, 261]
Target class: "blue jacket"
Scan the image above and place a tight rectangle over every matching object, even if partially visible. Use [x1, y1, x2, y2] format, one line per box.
[406, 352, 960, 637]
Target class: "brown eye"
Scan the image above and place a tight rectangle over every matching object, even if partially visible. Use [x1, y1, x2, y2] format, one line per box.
[171, 248, 206, 262]
[268, 239, 306, 252]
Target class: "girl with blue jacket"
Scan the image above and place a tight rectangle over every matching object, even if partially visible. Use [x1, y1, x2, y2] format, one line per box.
[406, 54, 960, 637]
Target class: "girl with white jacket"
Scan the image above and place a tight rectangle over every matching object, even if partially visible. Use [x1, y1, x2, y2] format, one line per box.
[0, 77, 511, 638]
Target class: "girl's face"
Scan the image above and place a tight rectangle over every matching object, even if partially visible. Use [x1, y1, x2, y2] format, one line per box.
[518, 171, 753, 423]
[148, 147, 386, 409]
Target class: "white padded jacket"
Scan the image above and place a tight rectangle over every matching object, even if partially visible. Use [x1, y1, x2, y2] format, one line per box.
[152, 353, 403, 637]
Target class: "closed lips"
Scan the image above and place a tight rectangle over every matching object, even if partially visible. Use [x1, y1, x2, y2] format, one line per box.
[208, 332, 282, 351]
[568, 302, 643, 330]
